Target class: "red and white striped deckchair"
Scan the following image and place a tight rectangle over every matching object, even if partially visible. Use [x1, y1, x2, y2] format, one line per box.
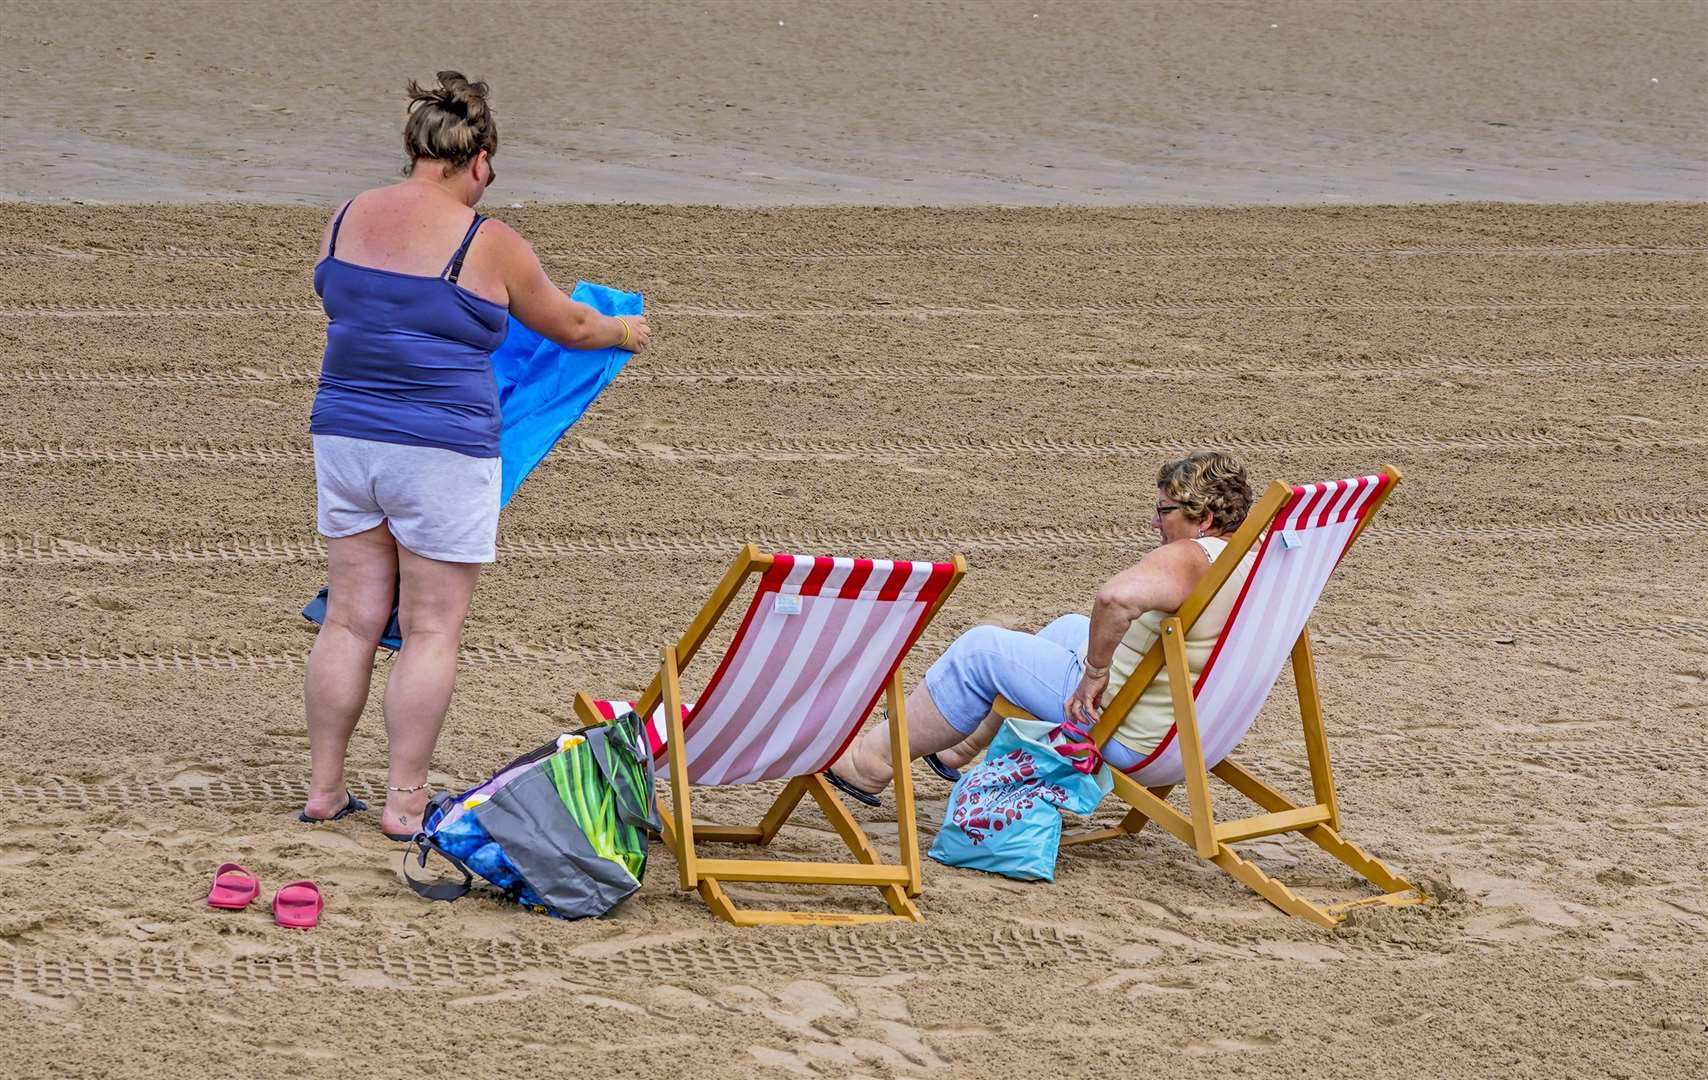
[574, 543, 966, 926]
[996, 466, 1426, 927]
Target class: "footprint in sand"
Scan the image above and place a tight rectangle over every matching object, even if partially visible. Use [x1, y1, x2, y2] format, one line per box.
[1184, 1033, 1284, 1056]
[0, 844, 43, 867]
[739, 979, 949, 1074]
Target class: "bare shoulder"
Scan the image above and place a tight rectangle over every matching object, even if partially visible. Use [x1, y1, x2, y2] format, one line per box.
[476, 218, 540, 270]
[1146, 537, 1213, 569]
[478, 217, 528, 251]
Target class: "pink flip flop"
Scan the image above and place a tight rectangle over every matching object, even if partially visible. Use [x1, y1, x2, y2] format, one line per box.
[272, 880, 324, 929]
[206, 863, 260, 910]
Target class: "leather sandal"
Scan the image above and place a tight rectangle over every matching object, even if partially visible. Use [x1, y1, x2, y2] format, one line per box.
[822, 769, 883, 808]
[922, 753, 962, 783]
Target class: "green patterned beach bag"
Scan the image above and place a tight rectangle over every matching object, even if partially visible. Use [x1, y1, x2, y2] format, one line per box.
[404, 710, 659, 919]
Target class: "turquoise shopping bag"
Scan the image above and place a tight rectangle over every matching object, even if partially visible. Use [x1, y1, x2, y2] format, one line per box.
[928, 718, 1112, 882]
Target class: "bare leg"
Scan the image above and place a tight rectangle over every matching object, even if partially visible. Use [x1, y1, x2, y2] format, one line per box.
[303, 525, 398, 820]
[380, 541, 481, 837]
[935, 710, 1005, 770]
[834, 680, 969, 794]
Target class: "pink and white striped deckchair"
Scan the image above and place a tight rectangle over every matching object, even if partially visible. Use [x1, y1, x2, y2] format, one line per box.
[996, 466, 1426, 927]
[575, 543, 966, 926]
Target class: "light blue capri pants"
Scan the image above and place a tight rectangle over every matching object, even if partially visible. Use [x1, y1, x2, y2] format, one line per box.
[922, 613, 1149, 771]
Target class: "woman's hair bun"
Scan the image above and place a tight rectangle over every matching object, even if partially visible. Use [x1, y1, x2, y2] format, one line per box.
[403, 70, 498, 170]
[407, 70, 490, 122]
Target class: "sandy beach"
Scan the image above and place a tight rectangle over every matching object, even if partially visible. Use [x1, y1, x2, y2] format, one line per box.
[4, 198, 1706, 1077]
[3, 1, 1708, 1077]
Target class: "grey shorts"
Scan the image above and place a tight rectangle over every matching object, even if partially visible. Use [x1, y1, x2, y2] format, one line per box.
[313, 434, 500, 563]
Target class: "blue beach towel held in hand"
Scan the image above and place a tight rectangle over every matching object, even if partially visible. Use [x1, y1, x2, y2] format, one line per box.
[302, 281, 643, 647]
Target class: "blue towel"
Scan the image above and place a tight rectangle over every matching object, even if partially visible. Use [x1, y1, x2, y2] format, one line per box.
[302, 281, 642, 646]
[491, 281, 643, 506]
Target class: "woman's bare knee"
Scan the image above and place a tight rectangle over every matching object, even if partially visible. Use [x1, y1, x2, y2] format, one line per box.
[395, 547, 480, 641]
[324, 602, 392, 645]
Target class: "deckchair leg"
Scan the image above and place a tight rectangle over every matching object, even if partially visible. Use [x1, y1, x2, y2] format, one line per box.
[1210, 846, 1339, 930]
[1213, 757, 1419, 896]
[1162, 619, 1218, 859]
[680, 773, 925, 925]
[660, 646, 699, 892]
[803, 774, 920, 919]
[885, 671, 925, 897]
[667, 762, 925, 926]
[694, 777, 812, 845]
[1062, 787, 1175, 847]
[1291, 628, 1342, 832]
[806, 774, 886, 866]
[697, 875, 919, 926]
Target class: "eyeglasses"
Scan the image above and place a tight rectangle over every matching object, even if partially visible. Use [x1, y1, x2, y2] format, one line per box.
[1154, 504, 1187, 516]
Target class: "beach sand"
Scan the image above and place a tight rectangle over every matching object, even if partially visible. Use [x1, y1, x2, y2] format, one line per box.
[2, 199, 1705, 1077]
[4, 0, 1708, 1076]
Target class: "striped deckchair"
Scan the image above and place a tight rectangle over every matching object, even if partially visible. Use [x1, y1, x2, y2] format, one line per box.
[575, 543, 967, 926]
[996, 466, 1426, 926]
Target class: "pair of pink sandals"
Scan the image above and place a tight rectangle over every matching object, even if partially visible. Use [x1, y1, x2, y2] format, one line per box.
[206, 863, 323, 929]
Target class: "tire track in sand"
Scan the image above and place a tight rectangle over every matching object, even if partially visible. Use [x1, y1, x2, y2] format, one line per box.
[0, 927, 1107, 997]
[2, 429, 1704, 466]
[1, 242, 1701, 262]
[4, 511, 1707, 566]
[0, 294, 1697, 318]
[8, 743, 1705, 828]
[5, 352, 1707, 388]
[2, 619, 1705, 675]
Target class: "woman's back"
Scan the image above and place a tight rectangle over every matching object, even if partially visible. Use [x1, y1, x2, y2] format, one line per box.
[318, 183, 508, 304]
[311, 185, 509, 459]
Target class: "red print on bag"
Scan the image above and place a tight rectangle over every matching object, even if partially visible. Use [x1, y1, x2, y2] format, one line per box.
[948, 749, 1069, 845]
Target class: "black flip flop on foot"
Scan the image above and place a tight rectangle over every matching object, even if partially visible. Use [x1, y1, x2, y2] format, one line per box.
[383, 830, 420, 843]
[299, 790, 367, 824]
[922, 753, 961, 783]
[822, 769, 882, 808]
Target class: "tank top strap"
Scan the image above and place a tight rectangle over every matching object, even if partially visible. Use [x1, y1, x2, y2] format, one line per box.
[327, 200, 353, 257]
[443, 214, 486, 284]
[1193, 535, 1228, 561]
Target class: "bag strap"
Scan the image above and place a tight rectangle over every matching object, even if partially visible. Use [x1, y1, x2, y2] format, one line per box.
[401, 837, 475, 902]
[400, 792, 472, 902]
[586, 714, 662, 832]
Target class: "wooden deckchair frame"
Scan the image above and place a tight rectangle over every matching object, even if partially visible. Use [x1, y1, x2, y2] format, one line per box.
[579, 543, 968, 927]
[994, 466, 1426, 927]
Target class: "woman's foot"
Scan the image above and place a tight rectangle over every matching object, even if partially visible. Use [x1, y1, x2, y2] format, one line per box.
[300, 788, 366, 823]
[823, 768, 883, 807]
[830, 732, 896, 796]
[931, 711, 1005, 772]
[381, 788, 432, 839]
[922, 754, 961, 782]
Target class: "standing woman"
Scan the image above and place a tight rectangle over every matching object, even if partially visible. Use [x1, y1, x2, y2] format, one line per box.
[300, 71, 651, 839]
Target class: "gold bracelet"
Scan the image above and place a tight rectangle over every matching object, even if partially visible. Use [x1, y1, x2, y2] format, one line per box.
[616, 316, 632, 348]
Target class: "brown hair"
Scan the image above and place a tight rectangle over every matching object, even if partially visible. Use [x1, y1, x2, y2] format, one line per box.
[1157, 450, 1253, 533]
[403, 70, 498, 173]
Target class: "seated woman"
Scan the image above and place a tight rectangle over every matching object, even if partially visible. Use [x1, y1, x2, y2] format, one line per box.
[826, 450, 1256, 803]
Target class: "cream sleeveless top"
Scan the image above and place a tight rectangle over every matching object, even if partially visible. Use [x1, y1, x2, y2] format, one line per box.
[1097, 536, 1255, 758]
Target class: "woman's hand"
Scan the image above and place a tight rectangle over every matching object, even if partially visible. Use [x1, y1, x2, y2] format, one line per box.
[1065, 671, 1109, 729]
[615, 315, 651, 353]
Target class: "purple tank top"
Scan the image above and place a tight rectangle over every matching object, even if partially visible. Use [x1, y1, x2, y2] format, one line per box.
[310, 201, 509, 458]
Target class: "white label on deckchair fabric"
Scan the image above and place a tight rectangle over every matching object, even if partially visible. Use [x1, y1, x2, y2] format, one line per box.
[774, 593, 803, 615]
[1279, 529, 1304, 550]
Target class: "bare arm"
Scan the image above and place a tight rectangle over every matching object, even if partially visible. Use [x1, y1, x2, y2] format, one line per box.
[489, 220, 650, 352]
[1064, 539, 1212, 728]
